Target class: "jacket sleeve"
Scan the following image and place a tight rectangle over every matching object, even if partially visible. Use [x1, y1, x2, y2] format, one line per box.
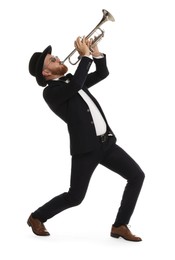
[43, 57, 92, 106]
[85, 54, 109, 88]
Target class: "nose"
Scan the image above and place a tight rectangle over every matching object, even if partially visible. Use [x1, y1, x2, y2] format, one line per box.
[55, 56, 60, 62]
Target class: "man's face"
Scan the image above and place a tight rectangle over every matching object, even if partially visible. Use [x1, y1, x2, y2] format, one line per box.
[43, 54, 68, 76]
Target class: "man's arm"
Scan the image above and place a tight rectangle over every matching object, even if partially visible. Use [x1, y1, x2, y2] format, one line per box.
[43, 56, 93, 106]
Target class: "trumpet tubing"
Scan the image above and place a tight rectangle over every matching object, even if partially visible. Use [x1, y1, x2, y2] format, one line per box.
[61, 9, 115, 65]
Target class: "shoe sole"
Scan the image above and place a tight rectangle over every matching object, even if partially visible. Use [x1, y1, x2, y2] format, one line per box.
[111, 233, 142, 242]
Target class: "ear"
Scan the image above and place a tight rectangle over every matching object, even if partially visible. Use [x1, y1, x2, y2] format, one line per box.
[42, 69, 51, 77]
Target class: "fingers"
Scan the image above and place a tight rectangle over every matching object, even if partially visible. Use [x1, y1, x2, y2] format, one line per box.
[74, 36, 92, 56]
[74, 37, 81, 50]
[74, 36, 98, 47]
[74, 36, 90, 47]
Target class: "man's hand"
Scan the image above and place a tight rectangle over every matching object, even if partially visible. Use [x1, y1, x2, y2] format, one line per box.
[89, 37, 103, 58]
[74, 36, 91, 57]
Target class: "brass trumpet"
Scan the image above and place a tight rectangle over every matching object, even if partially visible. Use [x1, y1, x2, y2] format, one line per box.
[61, 9, 115, 65]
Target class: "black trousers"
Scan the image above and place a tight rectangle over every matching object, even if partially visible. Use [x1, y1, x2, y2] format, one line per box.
[32, 136, 145, 226]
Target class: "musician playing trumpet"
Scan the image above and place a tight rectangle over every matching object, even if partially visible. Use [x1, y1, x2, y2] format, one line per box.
[28, 35, 145, 241]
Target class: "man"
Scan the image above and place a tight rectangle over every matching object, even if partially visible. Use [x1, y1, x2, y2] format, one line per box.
[28, 36, 145, 241]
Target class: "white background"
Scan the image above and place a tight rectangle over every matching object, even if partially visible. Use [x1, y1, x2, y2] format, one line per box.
[1, 0, 175, 259]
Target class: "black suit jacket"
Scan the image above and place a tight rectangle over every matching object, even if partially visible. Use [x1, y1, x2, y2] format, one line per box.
[43, 55, 116, 155]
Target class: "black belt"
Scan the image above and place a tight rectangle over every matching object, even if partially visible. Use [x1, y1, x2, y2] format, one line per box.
[98, 131, 113, 143]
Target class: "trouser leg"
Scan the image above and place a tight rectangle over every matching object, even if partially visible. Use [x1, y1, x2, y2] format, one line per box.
[32, 149, 101, 222]
[101, 143, 145, 226]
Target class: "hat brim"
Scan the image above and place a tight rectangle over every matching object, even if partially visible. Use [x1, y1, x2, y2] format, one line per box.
[35, 45, 52, 86]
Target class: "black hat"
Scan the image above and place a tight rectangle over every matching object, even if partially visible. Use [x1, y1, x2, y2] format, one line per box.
[29, 45, 52, 87]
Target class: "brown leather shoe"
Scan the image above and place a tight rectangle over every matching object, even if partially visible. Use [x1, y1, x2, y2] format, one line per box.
[110, 225, 142, 242]
[27, 214, 50, 236]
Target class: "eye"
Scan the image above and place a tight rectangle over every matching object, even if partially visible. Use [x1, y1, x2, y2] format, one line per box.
[51, 57, 56, 62]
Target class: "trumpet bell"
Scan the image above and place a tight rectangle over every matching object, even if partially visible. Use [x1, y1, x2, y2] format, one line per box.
[102, 9, 115, 22]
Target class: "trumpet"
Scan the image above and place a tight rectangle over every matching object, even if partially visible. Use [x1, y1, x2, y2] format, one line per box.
[61, 9, 115, 65]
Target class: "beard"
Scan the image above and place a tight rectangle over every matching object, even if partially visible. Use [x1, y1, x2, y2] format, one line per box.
[51, 64, 68, 76]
